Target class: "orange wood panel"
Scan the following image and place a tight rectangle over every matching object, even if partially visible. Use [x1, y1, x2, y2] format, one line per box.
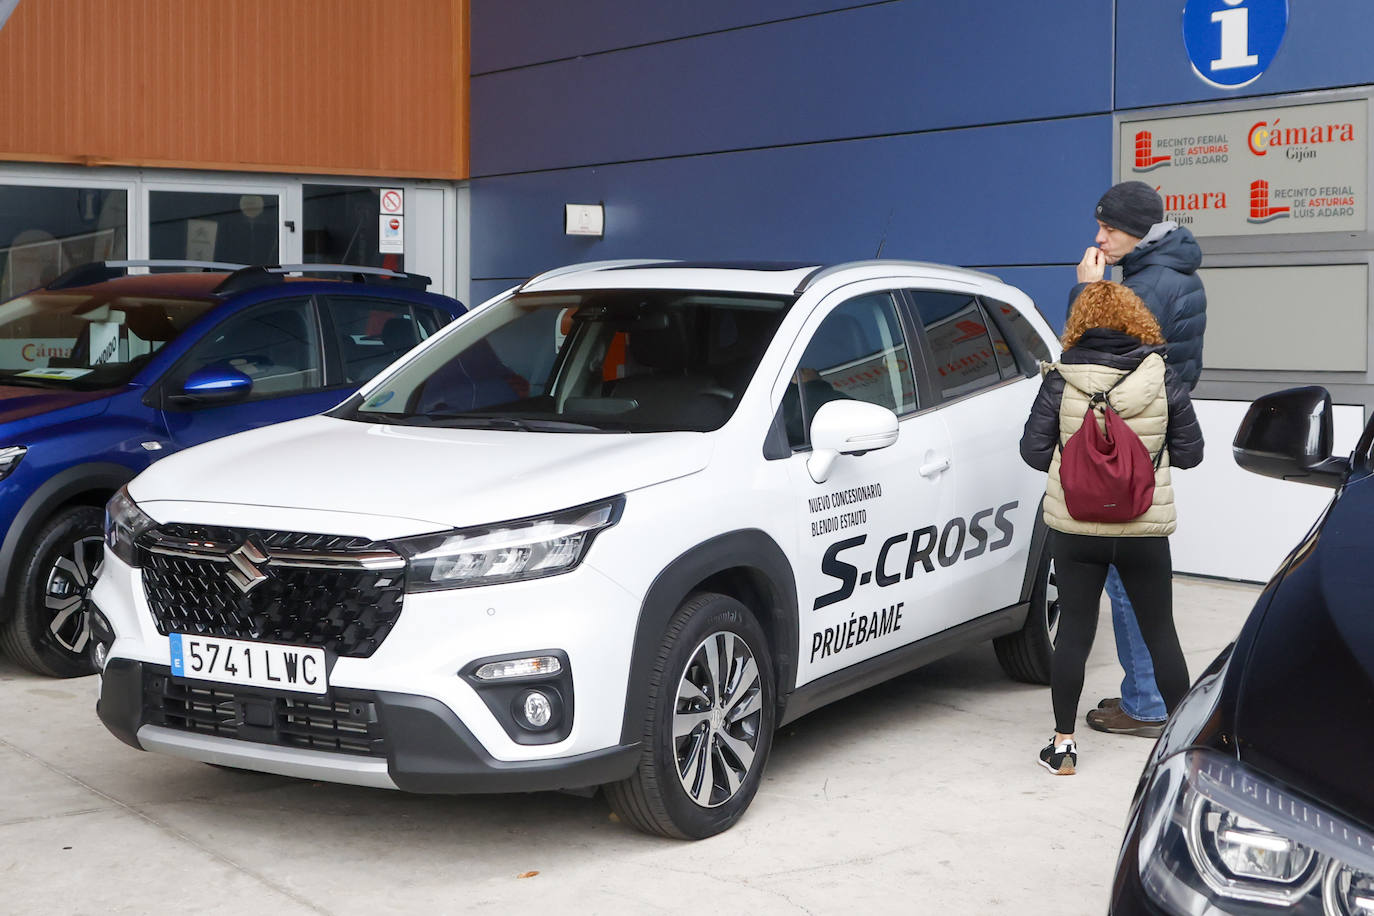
[0, 0, 468, 178]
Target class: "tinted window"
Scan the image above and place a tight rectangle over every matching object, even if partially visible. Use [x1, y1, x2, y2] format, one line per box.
[986, 296, 1052, 366]
[907, 290, 1002, 400]
[174, 298, 323, 398]
[786, 292, 916, 448]
[325, 296, 441, 384]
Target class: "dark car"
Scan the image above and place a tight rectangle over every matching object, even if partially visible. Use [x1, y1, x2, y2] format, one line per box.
[0, 260, 464, 678]
[1111, 386, 1374, 914]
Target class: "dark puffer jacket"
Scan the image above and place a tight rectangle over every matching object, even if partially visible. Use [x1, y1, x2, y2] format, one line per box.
[1069, 226, 1207, 390]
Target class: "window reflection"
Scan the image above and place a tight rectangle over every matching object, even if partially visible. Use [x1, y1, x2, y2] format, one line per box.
[149, 191, 278, 266]
[0, 186, 127, 298]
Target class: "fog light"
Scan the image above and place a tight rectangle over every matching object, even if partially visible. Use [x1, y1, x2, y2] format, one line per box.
[91, 641, 108, 671]
[523, 691, 553, 728]
[474, 655, 563, 681]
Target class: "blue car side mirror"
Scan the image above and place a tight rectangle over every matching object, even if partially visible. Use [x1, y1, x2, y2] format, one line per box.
[171, 366, 254, 406]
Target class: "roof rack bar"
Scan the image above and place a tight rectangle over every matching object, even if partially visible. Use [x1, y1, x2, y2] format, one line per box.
[794, 259, 1002, 295]
[107, 259, 249, 272]
[273, 264, 407, 278]
[518, 259, 676, 292]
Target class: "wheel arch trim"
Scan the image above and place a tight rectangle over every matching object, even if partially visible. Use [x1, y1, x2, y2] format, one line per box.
[0, 462, 134, 624]
[618, 529, 798, 745]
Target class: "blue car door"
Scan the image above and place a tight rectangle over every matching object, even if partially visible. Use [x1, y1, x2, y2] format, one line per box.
[157, 296, 347, 451]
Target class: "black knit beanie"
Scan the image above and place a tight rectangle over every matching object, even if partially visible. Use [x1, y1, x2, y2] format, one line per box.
[1095, 181, 1163, 238]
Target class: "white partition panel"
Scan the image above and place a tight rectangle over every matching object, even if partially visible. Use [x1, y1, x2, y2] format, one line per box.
[1170, 399, 1364, 582]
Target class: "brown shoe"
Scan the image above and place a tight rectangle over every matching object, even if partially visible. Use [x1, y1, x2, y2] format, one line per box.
[1097, 697, 1121, 710]
[1085, 704, 1164, 738]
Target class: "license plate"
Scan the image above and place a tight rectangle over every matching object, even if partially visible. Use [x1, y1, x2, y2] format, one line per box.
[169, 634, 328, 695]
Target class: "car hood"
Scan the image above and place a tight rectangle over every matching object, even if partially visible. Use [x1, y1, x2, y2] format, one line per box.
[1228, 472, 1374, 828]
[129, 414, 713, 532]
[0, 384, 114, 426]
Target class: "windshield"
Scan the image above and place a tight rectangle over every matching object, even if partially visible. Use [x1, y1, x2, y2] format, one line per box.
[342, 288, 792, 432]
[0, 290, 217, 390]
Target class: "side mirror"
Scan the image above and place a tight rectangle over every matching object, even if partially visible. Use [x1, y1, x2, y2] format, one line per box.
[170, 366, 253, 407]
[807, 400, 899, 483]
[1233, 386, 1347, 489]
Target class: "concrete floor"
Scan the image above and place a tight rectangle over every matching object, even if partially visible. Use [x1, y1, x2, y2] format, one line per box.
[0, 576, 1261, 916]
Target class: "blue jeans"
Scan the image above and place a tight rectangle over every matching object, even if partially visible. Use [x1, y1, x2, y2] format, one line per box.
[1106, 566, 1167, 722]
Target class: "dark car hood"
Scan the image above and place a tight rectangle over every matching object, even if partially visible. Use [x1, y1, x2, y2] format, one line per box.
[1228, 471, 1374, 829]
[0, 385, 115, 425]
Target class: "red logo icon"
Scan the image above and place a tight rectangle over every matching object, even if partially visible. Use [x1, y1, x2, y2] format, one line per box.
[388, 218, 401, 231]
[1247, 180, 1290, 223]
[1132, 131, 1171, 172]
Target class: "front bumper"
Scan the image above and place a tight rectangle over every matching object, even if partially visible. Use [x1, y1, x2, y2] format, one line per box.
[97, 657, 640, 793]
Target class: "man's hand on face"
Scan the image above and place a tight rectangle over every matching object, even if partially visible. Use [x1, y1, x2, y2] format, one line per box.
[1077, 246, 1106, 284]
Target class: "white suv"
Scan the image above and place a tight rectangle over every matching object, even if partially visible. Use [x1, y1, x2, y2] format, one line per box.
[92, 259, 1061, 838]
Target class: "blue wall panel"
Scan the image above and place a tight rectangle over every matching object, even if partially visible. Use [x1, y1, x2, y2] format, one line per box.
[470, 2, 1112, 176]
[1116, 0, 1374, 109]
[471, 1, 877, 74]
[470, 116, 1112, 285]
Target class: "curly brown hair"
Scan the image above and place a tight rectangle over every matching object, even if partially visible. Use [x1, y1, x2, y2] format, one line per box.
[1061, 280, 1165, 349]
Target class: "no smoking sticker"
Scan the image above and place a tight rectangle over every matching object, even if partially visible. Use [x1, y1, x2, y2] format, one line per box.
[380, 188, 404, 215]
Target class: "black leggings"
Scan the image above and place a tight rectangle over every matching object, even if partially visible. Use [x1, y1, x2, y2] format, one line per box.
[1050, 532, 1190, 735]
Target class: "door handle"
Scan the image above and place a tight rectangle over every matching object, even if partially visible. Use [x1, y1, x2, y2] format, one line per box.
[919, 456, 950, 478]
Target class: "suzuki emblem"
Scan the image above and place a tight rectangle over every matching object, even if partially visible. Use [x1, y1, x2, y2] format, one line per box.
[226, 539, 270, 593]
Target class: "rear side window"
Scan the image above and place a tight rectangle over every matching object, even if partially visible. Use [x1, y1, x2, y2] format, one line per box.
[906, 291, 1003, 401]
[324, 296, 441, 384]
[986, 297, 1052, 367]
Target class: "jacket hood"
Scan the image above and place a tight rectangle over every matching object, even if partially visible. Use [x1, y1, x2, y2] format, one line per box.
[1120, 225, 1203, 276]
[1056, 334, 1167, 419]
[1225, 473, 1374, 829]
[129, 414, 714, 534]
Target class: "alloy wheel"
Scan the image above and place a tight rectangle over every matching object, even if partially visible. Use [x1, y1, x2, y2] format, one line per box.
[43, 533, 102, 655]
[673, 631, 765, 808]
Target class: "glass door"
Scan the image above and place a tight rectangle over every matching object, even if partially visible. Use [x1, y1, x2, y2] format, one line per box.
[142, 180, 293, 266]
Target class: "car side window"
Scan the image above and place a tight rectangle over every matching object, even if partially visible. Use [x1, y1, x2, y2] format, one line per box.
[173, 297, 323, 399]
[324, 296, 434, 384]
[985, 296, 1052, 369]
[906, 290, 1004, 401]
[786, 292, 917, 449]
[981, 302, 1020, 378]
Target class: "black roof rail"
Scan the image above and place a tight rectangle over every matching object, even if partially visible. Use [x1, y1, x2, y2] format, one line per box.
[46, 259, 248, 290]
[213, 263, 432, 296]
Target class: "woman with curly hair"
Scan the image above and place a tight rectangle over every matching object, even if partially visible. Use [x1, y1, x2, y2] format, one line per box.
[1019, 281, 1204, 775]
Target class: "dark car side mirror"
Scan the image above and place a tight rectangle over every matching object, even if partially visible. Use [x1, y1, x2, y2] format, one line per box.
[169, 366, 254, 407]
[1233, 386, 1347, 489]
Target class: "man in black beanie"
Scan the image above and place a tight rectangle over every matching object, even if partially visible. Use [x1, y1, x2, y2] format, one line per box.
[1071, 179, 1207, 738]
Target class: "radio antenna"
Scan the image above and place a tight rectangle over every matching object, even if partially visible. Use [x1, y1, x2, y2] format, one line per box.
[874, 208, 894, 258]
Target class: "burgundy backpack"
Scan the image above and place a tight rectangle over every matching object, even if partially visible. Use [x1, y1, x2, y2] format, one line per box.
[1059, 372, 1162, 523]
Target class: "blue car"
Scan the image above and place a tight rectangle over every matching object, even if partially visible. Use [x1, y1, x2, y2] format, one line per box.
[0, 260, 464, 677]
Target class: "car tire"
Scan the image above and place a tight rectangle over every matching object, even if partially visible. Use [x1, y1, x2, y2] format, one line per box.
[993, 545, 1058, 685]
[605, 592, 775, 839]
[0, 506, 104, 678]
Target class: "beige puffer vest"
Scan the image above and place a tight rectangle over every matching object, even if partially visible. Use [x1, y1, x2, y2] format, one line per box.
[1043, 352, 1176, 537]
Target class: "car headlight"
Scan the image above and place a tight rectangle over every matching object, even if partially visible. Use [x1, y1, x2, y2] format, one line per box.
[104, 486, 156, 567]
[393, 497, 623, 592]
[1137, 749, 1374, 914]
[0, 445, 26, 481]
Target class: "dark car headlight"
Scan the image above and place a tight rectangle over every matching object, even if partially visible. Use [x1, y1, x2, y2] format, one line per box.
[104, 486, 155, 567]
[392, 497, 623, 592]
[1137, 749, 1374, 914]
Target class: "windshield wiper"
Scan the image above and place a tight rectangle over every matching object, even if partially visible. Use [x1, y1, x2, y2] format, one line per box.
[421, 413, 614, 432]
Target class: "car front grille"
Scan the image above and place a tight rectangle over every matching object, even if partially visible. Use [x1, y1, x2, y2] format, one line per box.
[143, 667, 387, 758]
[138, 523, 406, 659]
